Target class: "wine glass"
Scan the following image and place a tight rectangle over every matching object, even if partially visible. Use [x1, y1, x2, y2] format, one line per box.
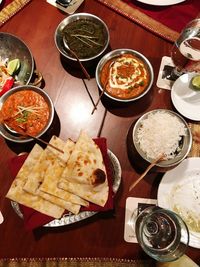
[170, 18, 200, 80]
[133, 206, 189, 262]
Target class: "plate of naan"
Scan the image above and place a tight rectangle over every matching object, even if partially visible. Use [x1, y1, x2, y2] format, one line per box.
[136, 0, 185, 6]
[7, 131, 121, 227]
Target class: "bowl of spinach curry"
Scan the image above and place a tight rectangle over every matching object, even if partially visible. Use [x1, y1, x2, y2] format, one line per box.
[55, 13, 110, 63]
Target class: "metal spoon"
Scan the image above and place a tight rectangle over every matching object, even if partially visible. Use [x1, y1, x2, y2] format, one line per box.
[129, 154, 165, 192]
[1, 121, 64, 154]
[56, 0, 72, 8]
[62, 36, 90, 80]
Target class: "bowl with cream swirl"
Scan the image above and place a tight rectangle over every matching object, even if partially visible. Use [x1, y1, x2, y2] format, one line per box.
[95, 49, 154, 102]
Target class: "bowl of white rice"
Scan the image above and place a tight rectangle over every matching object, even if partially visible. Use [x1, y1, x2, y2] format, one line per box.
[132, 109, 192, 168]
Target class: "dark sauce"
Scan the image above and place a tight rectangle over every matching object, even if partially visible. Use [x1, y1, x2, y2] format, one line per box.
[62, 19, 107, 59]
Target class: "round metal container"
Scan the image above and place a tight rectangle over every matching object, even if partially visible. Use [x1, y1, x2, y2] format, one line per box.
[95, 48, 154, 102]
[132, 109, 192, 169]
[0, 85, 54, 143]
[54, 13, 110, 63]
[0, 32, 34, 86]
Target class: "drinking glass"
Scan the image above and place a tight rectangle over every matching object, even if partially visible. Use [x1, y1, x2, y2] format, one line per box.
[134, 206, 189, 262]
[170, 18, 200, 79]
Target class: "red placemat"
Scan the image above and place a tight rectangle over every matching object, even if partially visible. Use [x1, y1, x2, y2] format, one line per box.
[97, 0, 200, 42]
[8, 138, 115, 231]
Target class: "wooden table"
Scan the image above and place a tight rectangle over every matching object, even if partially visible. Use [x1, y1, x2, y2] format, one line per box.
[0, 0, 199, 264]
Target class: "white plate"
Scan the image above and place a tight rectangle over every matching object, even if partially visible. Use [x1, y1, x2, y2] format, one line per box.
[171, 72, 200, 121]
[157, 157, 200, 248]
[11, 150, 121, 227]
[136, 0, 185, 6]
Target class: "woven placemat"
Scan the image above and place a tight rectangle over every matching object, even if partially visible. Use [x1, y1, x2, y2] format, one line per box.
[0, 0, 31, 27]
[96, 0, 179, 42]
[0, 258, 156, 267]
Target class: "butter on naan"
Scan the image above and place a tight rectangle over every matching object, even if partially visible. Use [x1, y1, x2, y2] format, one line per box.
[59, 131, 109, 207]
[23, 137, 87, 214]
[6, 144, 64, 219]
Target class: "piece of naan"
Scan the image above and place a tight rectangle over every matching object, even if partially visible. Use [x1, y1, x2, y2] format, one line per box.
[61, 131, 107, 185]
[6, 144, 64, 219]
[39, 159, 89, 208]
[23, 137, 87, 214]
[59, 131, 109, 207]
[59, 180, 109, 207]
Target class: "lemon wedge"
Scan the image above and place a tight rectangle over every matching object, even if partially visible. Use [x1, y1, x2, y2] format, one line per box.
[7, 59, 20, 75]
[191, 74, 200, 90]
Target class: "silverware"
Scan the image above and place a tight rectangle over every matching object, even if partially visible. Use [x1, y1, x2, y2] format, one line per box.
[63, 36, 90, 80]
[129, 154, 165, 192]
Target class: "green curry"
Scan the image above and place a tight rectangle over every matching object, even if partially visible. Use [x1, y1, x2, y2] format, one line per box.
[62, 19, 107, 59]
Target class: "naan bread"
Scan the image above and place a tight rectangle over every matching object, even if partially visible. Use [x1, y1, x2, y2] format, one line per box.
[59, 131, 109, 207]
[59, 179, 109, 207]
[40, 160, 89, 208]
[61, 131, 107, 186]
[23, 137, 87, 214]
[6, 144, 64, 219]
[45, 135, 74, 165]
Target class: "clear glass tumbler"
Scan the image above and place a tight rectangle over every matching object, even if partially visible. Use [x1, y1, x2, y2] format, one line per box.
[135, 206, 189, 262]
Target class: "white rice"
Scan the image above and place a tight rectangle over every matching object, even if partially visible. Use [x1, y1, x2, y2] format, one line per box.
[136, 111, 187, 160]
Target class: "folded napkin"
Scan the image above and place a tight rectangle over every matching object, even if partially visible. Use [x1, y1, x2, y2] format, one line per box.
[8, 137, 114, 230]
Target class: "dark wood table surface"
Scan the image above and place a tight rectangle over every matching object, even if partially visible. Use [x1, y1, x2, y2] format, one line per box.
[0, 0, 199, 263]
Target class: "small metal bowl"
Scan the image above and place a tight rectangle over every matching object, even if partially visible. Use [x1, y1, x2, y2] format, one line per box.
[0, 32, 34, 87]
[132, 109, 192, 169]
[95, 48, 154, 102]
[54, 13, 110, 64]
[0, 85, 54, 143]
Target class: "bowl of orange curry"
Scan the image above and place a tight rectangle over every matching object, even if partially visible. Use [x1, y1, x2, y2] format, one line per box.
[95, 49, 154, 102]
[0, 85, 54, 143]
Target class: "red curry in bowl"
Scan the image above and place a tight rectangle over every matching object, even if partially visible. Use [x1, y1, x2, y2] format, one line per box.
[100, 53, 150, 100]
[0, 89, 50, 136]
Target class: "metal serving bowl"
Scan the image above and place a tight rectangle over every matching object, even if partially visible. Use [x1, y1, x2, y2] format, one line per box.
[0, 32, 34, 86]
[95, 48, 154, 102]
[54, 13, 110, 63]
[132, 109, 192, 169]
[0, 85, 54, 143]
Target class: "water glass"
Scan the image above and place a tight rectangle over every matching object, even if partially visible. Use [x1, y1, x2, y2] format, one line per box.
[170, 18, 200, 77]
[135, 206, 189, 262]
